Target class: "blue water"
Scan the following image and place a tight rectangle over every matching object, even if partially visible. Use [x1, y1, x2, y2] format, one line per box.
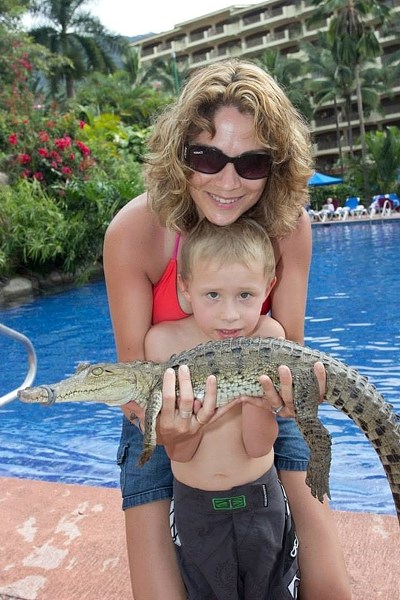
[0, 220, 399, 516]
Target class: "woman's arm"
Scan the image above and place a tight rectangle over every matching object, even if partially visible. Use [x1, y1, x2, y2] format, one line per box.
[103, 195, 164, 421]
[271, 209, 312, 344]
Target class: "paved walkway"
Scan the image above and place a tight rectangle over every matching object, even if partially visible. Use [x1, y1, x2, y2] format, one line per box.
[0, 477, 399, 599]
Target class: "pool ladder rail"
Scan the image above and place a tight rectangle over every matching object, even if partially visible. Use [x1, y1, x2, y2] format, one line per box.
[0, 323, 37, 406]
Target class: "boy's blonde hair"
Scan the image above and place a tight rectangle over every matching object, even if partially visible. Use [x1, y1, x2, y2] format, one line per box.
[180, 217, 276, 283]
[145, 58, 313, 238]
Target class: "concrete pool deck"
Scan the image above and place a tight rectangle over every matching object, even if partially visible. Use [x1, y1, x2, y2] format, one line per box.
[0, 477, 399, 600]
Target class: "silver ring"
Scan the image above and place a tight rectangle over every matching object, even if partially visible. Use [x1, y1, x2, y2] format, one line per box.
[271, 403, 284, 415]
[195, 413, 206, 425]
[179, 410, 193, 419]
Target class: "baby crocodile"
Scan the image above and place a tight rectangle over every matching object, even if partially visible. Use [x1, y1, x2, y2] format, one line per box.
[17, 336, 400, 522]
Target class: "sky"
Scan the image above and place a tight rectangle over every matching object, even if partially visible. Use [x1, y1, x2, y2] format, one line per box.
[89, 0, 262, 37]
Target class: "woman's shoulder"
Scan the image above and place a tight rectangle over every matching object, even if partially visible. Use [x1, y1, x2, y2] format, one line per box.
[273, 208, 311, 257]
[105, 192, 165, 245]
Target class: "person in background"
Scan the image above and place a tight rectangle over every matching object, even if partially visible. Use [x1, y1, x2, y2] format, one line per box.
[103, 58, 351, 600]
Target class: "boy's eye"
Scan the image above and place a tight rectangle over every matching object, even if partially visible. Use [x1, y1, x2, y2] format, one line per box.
[240, 292, 252, 299]
[207, 292, 219, 299]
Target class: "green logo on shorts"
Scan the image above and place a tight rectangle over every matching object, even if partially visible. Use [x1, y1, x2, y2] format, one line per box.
[211, 495, 246, 510]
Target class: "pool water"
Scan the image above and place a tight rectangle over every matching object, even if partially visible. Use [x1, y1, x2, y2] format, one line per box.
[1, 220, 399, 515]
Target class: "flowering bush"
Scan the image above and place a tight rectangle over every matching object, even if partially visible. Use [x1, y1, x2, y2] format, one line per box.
[4, 114, 95, 189]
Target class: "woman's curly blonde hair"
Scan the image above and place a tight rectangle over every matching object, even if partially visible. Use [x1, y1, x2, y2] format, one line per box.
[145, 58, 313, 238]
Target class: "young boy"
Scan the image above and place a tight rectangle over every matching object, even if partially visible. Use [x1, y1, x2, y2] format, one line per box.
[145, 217, 299, 600]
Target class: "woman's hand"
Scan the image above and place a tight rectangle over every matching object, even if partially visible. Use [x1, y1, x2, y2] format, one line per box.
[121, 401, 146, 431]
[157, 366, 219, 445]
[257, 361, 327, 418]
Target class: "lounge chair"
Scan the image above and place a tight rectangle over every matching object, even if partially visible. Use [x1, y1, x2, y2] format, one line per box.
[335, 196, 367, 218]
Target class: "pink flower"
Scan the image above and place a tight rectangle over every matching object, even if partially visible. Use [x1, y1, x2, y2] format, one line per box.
[21, 170, 31, 178]
[38, 148, 49, 157]
[33, 172, 44, 181]
[69, 153, 75, 161]
[79, 120, 86, 129]
[8, 133, 18, 145]
[61, 166, 72, 175]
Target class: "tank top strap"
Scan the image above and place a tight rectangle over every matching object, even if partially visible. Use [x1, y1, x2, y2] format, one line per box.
[172, 233, 181, 259]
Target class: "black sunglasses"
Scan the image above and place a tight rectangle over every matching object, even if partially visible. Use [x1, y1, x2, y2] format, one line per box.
[184, 144, 272, 180]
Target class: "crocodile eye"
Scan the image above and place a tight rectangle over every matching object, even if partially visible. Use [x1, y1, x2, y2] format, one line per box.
[91, 367, 104, 376]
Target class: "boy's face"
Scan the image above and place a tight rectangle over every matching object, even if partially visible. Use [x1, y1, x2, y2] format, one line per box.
[180, 258, 275, 341]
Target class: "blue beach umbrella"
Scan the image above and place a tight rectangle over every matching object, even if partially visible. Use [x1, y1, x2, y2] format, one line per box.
[308, 171, 343, 186]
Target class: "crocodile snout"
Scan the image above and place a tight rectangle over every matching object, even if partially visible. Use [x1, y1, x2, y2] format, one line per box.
[18, 385, 56, 405]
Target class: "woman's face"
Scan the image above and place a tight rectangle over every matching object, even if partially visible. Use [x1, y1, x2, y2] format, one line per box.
[188, 106, 268, 226]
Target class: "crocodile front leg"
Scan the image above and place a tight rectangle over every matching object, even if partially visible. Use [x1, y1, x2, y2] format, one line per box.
[139, 388, 163, 466]
[293, 371, 332, 501]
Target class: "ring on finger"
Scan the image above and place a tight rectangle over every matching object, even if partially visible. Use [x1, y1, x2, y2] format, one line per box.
[179, 410, 193, 419]
[271, 403, 284, 415]
[195, 413, 206, 425]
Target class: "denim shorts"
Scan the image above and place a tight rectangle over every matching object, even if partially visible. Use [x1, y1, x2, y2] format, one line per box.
[117, 415, 310, 510]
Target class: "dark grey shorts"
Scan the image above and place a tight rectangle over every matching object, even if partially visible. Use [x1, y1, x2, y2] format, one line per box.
[171, 467, 300, 600]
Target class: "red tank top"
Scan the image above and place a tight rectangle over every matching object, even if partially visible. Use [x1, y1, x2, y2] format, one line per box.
[152, 234, 272, 325]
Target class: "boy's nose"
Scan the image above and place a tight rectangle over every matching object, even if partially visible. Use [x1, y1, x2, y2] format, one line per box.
[220, 301, 240, 322]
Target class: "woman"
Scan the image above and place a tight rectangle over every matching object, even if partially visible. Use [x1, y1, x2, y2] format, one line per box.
[103, 59, 351, 599]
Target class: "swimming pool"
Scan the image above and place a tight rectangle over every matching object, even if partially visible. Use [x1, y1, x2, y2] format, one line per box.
[1, 220, 399, 515]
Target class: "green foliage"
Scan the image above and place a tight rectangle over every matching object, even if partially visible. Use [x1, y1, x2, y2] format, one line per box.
[73, 71, 172, 128]
[0, 160, 144, 276]
[365, 127, 400, 193]
[0, 179, 70, 275]
[308, 184, 356, 210]
[77, 111, 151, 163]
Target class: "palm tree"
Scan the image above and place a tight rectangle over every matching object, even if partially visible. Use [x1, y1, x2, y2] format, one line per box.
[308, 0, 393, 195]
[142, 56, 189, 95]
[0, 0, 30, 26]
[302, 34, 385, 173]
[27, 0, 127, 98]
[365, 127, 400, 192]
[256, 49, 313, 121]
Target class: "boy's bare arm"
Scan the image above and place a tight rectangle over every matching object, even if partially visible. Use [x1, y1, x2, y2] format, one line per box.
[240, 316, 284, 456]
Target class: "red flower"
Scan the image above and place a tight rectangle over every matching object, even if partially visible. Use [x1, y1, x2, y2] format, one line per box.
[16, 153, 31, 164]
[8, 133, 18, 145]
[49, 150, 62, 163]
[75, 141, 91, 157]
[33, 171, 44, 181]
[61, 166, 72, 175]
[38, 148, 49, 158]
[79, 120, 86, 129]
[55, 136, 72, 150]
[19, 58, 32, 71]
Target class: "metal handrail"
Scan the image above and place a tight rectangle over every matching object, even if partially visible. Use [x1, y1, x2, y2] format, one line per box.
[0, 323, 37, 406]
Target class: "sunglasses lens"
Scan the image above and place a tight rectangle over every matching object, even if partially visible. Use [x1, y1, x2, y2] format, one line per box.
[186, 146, 226, 174]
[235, 154, 271, 179]
[185, 145, 272, 179]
